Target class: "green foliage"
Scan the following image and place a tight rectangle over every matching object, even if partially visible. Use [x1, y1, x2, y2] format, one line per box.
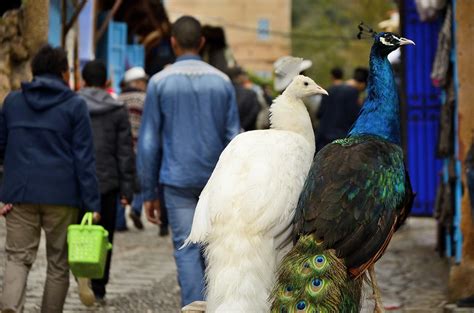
[292, 0, 395, 87]
[247, 71, 273, 88]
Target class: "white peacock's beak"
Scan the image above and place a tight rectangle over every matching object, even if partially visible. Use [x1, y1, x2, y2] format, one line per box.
[399, 37, 415, 46]
[316, 85, 329, 96]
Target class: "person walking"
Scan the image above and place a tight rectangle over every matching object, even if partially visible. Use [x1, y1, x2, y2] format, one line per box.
[137, 15, 240, 306]
[0, 45, 101, 313]
[115, 67, 170, 235]
[115, 67, 147, 232]
[316, 67, 361, 152]
[346, 66, 369, 105]
[227, 66, 260, 131]
[78, 60, 135, 304]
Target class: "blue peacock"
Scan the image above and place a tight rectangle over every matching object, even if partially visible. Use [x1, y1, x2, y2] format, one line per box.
[270, 24, 416, 313]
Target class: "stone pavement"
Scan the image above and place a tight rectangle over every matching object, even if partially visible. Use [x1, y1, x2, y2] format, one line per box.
[0, 216, 452, 312]
[0, 215, 182, 313]
[361, 218, 449, 313]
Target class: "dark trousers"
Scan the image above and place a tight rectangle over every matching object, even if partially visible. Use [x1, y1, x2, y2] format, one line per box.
[91, 190, 117, 298]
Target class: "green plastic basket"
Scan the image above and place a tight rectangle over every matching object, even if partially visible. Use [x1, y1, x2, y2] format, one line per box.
[67, 212, 112, 279]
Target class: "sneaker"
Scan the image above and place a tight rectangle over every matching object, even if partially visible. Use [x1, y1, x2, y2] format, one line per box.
[77, 278, 95, 307]
[159, 224, 169, 237]
[129, 211, 144, 230]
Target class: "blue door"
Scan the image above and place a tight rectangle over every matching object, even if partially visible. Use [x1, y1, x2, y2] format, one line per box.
[96, 20, 127, 93]
[126, 44, 145, 69]
[402, 0, 443, 215]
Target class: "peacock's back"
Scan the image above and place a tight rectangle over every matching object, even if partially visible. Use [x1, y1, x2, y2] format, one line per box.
[294, 135, 413, 277]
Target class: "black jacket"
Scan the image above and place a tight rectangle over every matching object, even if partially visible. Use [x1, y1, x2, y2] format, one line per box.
[316, 84, 360, 151]
[79, 88, 135, 201]
[234, 84, 260, 131]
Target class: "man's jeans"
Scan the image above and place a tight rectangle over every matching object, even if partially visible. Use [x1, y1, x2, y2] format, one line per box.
[1, 204, 78, 313]
[163, 185, 205, 306]
[131, 192, 143, 216]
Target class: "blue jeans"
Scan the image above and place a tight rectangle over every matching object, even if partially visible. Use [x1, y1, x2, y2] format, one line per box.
[131, 192, 143, 216]
[163, 185, 205, 306]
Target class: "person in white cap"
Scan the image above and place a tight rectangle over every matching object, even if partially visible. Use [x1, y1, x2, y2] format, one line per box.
[123, 67, 148, 92]
[116, 67, 170, 236]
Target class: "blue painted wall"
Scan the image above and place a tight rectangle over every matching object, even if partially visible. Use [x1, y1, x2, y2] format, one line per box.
[78, 0, 95, 62]
[48, 3, 145, 92]
[48, 0, 61, 46]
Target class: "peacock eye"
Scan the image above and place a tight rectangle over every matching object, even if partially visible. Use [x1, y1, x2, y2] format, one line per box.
[315, 255, 325, 263]
[312, 278, 322, 287]
[286, 285, 294, 292]
[296, 300, 307, 310]
[304, 81, 309, 86]
[301, 260, 312, 275]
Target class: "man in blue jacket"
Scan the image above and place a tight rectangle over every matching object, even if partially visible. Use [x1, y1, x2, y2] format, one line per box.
[137, 16, 240, 306]
[0, 45, 100, 313]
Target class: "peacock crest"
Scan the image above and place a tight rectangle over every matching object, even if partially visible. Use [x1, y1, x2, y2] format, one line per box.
[270, 235, 362, 313]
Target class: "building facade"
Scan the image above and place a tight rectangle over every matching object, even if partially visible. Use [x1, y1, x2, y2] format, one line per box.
[164, 0, 291, 77]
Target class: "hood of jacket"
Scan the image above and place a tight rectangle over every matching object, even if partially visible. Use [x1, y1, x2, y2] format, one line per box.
[78, 87, 124, 115]
[21, 74, 76, 111]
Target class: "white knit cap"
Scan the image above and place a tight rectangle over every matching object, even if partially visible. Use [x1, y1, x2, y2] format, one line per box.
[124, 67, 148, 83]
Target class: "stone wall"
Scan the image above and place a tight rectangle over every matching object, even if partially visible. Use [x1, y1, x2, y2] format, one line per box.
[164, 0, 291, 76]
[0, 9, 31, 103]
[0, 0, 49, 104]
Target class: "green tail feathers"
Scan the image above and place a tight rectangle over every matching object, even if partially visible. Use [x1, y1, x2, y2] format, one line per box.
[270, 235, 363, 313]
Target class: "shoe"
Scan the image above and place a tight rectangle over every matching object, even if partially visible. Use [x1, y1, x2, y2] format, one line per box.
[159, 224, 169, 237]
[77, 278, 95, 307]
[457, 295, 474, 307]
[129, 211, 144, 230]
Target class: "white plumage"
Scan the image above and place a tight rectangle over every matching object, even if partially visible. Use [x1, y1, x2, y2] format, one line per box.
[185, 74, 327, 313]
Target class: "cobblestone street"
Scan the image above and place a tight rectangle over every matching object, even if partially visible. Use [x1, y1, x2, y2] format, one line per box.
[361, 218, 449, 313]
[0, 217, 449, 312]
[0, 215, 182, 313]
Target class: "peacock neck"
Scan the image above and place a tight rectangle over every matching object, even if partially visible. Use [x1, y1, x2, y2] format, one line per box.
[270, 95, 315, 147]
[349, 48, 401, 145]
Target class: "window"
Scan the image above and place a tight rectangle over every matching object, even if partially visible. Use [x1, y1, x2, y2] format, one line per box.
[257, 18, 270, 40]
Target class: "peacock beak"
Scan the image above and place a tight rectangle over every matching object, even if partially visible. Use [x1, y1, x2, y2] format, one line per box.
[399, 37, 415, 46]
[312, 84, 328, 96]
[318, 86, 329, 96]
